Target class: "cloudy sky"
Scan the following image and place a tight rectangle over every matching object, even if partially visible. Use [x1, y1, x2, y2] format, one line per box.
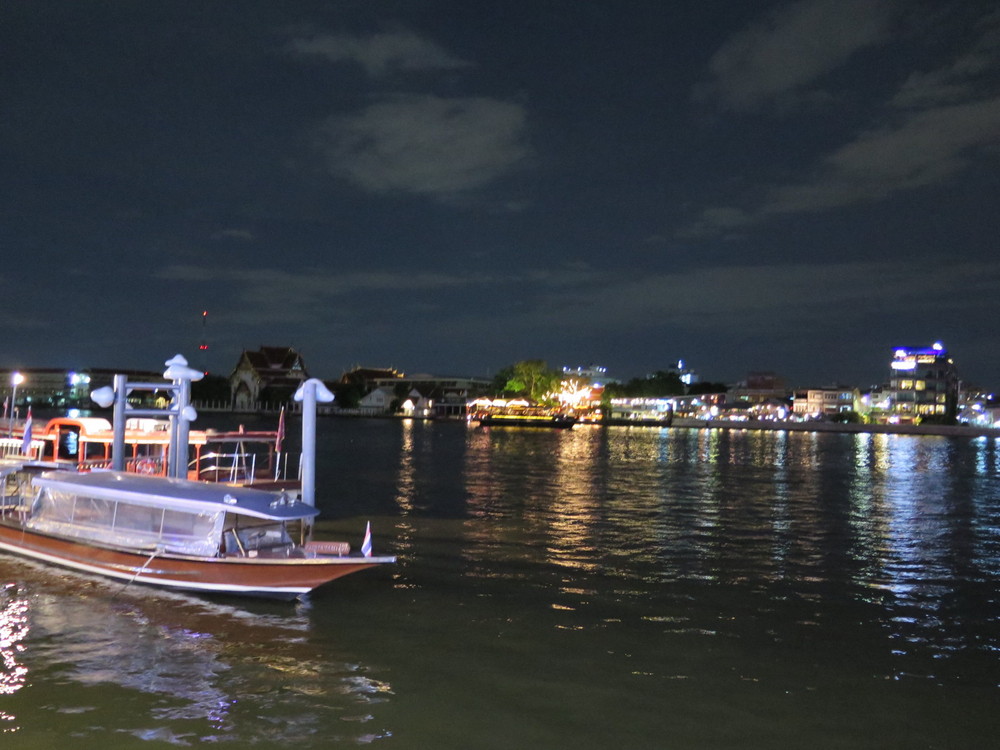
[4, 0, 999, 388]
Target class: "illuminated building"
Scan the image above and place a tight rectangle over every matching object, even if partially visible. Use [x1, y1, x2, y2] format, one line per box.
[0, 368, 159, 409]
[792, 387, 862, 418]
[561, 364, 608, 385]
[887, 342, 959, 423]
[673, 359, 698, 386]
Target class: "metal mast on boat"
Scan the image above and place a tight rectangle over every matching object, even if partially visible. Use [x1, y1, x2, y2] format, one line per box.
[91, 355, 331, 508]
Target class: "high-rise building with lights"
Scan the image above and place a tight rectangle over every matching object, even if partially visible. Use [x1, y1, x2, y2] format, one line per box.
[887, 342, 959, 423]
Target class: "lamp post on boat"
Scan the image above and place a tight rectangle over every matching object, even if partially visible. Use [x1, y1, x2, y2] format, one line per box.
[8, 372, 24, 439]
[91, 354, 202, 477]
[293, 378, 335, 507]
[163, 355, 203, 478]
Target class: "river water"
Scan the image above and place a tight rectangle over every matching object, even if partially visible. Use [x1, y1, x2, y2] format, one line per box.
[2, 419, 1000, 748]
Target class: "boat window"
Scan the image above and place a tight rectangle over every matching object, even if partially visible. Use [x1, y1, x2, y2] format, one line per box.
[72, 495, 117, 527]
[115, 503, 163, 534]
[83, 441, 109, 461]
[1, 473, 19, 507]
[32, 489, 76, 524]
[57, 428, 80, 460]
[27, 488, 225, 557]
[234, 522, 292, 552]
[162, 508, 219, 539]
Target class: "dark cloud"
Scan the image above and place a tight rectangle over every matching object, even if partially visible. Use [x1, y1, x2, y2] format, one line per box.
[3, 1, 1000, 387]
[696, 0, 896, 112]
[289, 28, 473, 77]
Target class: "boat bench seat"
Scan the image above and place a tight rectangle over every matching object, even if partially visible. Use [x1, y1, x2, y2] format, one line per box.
[304, 540, 350, 556]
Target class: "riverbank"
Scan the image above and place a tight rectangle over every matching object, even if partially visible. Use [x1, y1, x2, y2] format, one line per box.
[670, 416, 1000, 439]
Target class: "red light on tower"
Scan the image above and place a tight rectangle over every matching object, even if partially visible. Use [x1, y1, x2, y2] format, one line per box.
[198, 310, 210, 363]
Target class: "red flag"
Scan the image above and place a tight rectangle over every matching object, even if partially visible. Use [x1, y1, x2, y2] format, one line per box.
[275, 406, 286, 453]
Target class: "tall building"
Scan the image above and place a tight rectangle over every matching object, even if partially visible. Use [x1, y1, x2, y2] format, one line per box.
[887, 342, 959, 423]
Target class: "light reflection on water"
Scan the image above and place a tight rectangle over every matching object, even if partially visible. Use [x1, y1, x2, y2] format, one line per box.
[0, 565, 393, 744]
[2, 420, 1000, 747]
[451, 426, 1000, 690]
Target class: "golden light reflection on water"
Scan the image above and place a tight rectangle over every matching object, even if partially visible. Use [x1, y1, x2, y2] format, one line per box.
[455, 426, 1000, 651]
[544, 426, 605, 574]
[394, 418, 417, 512]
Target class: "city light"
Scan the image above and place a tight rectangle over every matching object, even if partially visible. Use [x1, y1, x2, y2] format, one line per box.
[8, 372, 24, 439]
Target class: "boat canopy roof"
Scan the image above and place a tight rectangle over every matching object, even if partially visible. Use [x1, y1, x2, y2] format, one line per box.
[38, 417, 211, 446]
[51, 417, 113, 433]
[32, 470, 319, 521]
[0, 458, 66, 477]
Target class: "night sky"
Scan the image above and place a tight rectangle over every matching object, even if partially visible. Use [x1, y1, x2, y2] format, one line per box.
[4, 1, 999, 389]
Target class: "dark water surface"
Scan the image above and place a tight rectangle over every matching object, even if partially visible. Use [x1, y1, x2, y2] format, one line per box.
[3, 419, 1000, 748]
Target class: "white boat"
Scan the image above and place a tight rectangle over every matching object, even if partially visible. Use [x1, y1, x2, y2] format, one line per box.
[0, 461, 393, 600]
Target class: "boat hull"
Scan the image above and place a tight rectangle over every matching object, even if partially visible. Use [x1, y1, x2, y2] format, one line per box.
[0, 524, 393, 600]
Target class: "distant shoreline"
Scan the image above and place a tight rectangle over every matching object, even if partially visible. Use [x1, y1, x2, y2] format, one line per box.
[667, 416, 1000, 439]
[197, 405, 1000, 438]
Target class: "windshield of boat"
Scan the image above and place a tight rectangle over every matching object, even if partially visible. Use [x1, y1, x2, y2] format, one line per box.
[225, 521, 294, 556]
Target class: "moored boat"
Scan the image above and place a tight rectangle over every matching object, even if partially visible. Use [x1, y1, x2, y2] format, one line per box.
[23, 416, 297, 489]
[470, 398, 577, 428]
[0, 355, 395, 600]
[477, 413, 577, 428]
[0, 462, 393, 600]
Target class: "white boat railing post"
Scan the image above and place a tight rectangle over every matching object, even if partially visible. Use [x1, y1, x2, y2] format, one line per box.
[293, 378, 335, 507]
[112, 374, 128, 472]
[163, 355, 203, 479]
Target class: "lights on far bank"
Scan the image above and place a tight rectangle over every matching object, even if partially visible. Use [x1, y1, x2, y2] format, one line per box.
[553, 378, 599, 409]
[6, 372, 24, 438]
[891, 341, 951, 371]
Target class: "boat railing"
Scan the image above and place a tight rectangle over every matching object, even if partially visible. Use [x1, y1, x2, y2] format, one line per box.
[76, 456, 168, 476]
[0, 439, 28, 459]
[191, 450, 300, 485]
[194, 450, 257, 483]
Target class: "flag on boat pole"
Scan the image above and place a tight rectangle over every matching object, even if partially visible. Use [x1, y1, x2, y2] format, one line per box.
[275, 406, 286, 453]
[361, 521, 372, 557]
[274, 406, 286, 481]
[20, 406, 33, 455]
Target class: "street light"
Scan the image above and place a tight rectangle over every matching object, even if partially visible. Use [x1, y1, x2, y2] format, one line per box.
[8, 372, 24, 439]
